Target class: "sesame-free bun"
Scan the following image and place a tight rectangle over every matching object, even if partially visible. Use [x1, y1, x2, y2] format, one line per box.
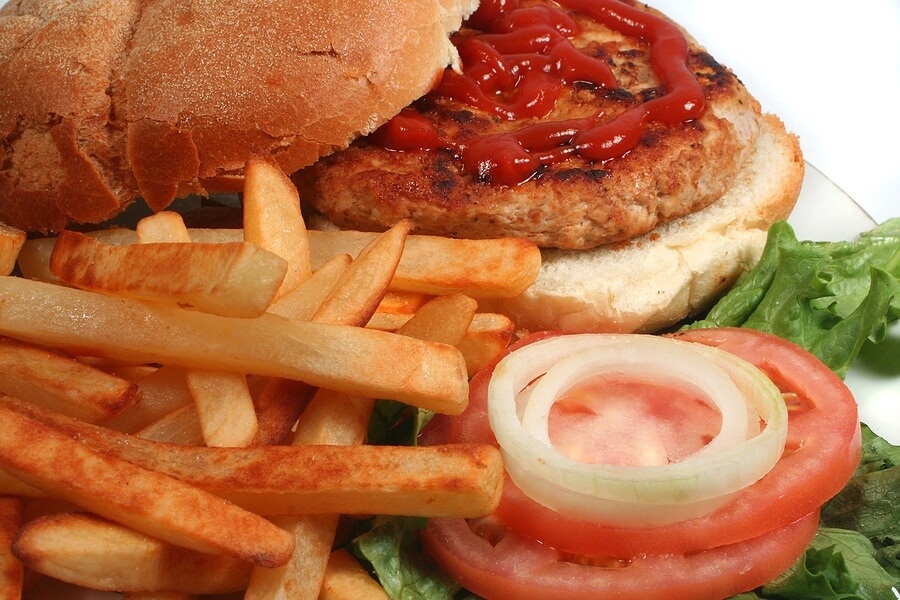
[492, 113, 804, 334]
[0, 0, 477, 232]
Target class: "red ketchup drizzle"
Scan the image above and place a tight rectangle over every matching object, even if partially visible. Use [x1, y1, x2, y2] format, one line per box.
[372, 0, 705, 186]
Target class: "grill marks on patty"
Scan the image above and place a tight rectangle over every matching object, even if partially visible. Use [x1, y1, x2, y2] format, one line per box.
[299, 2, 761, 250]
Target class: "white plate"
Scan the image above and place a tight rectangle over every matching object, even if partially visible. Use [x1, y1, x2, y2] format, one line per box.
[788, 163, 900, 446]
[24, 164, 900, 599]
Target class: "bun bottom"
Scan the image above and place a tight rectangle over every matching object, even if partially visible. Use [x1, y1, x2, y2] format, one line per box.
[491, 114, 804, 334]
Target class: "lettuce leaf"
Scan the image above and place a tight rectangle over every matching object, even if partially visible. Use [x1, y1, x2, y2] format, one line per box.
[359, 219, 900, 600]
[352, 517, 465, 600]
[368, 400, 434, 446]
[756, 529, 898, 600]
[683, 218, 900, 378]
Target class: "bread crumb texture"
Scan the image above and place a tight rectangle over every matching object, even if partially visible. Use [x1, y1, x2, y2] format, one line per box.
[0, 0, 468, 232]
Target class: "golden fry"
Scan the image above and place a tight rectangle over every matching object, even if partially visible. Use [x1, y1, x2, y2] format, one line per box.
[135, 404, 205, 446]
[124, 593, 196, 600]
[244, 513, 338, 600]
[49, 230, 287, 318]
[457, 312, 516, 376]
[135, 211, 192, 243]
[0, 276, 469, 413]
[137, 210, 260, 449]
[185, 369, 258, 448]
[268, 254, 352, 321]
[395, 293, 477, 346]
[102, 365, 192, 434]
[243, 153, 312, 299]
[0, 223, 25, 277]
[0, 336, 137, 422]
[373, 290, 432, 319]
[320, 549, 390, 600]
[312, 221, 409, 327]
[250, 378, 316, 446]
[0, 468, 46, 497]
[307, 229, 542, 298]
[12, 513, 250, 594]
[0, 400, 294, 567]
[0, 396, 504, 518]
[20, 227, 542, 299]
[0, 497, 23, 600]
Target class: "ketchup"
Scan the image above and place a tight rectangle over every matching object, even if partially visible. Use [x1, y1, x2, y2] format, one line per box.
[372, 0, 705, 186]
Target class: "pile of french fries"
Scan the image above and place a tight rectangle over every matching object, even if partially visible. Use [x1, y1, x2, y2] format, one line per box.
[0, 153, 543, 599]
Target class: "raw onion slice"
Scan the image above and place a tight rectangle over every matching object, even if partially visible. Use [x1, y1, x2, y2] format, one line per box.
[487, 334, 788, 526]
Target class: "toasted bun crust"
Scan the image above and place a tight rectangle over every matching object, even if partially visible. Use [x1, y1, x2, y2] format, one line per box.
[490, 113, 804, 334]
[0, 0, 476, 232]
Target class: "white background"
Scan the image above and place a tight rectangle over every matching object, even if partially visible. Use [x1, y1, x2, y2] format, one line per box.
[653, 0, 899, 225]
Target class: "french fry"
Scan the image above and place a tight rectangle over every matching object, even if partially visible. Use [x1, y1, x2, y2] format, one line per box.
[250, 378, 317, 446]
[372, 289, 433, 324]
[0, 497, 23, 600]
[307, 229, 542, 298]
[320, 549, 390, 600]
[246, 222, 419, 598]
[0, 223, 25, 276]
[0, 469, 46, 498]
[19, 227, 543, 299]
[268, 253, 352, 321]
[244, 513, 338, 600]
[250, 285, 491, 600]
[0, 276, 469, 413]
[103, 363, 160, 381]
[364, 311, 412, 331]
[12, 512, 250, 594]
[312, 221, 409, 326]
[243, 153, 312, 299]
[102, 365, 193, 433]
[395, 294, 477, 346]
[135, 212, 259, 448]
[0, 336, 137, 422]
[125, 593, 195, 600]
[252, 254, 354, 444]
[49, 230, 288, 318]
[366, 289, 437, 331]
[457, 312, 516, 376]
[184, 369, 258, 447]
[15, 237, 56, 281]
[250, 390, 377, 600]
[135, 211, 192, 243]
[0, 395, 504, 518]
[135, 404, 205, 446]
[253, 222, 410, 445]
[291, 389, 372, 447]
[0, 400, 295, 567]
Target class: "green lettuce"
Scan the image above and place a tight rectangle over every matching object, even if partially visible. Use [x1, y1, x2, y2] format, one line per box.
[745, 426, 900, 600]
[352, 517, 466, 600]
[357, 219, 900, 600]
[683, 218, 900, 378]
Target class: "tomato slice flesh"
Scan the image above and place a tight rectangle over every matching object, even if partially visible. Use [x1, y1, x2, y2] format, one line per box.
[426, 327, 861, 557]
[422, 510, 820, 600]
[549, 374, 721, 466]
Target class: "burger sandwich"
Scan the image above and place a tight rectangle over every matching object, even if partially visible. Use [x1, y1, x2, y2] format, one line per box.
[1, 2, 887, 600]
[0, 0, 804, 335]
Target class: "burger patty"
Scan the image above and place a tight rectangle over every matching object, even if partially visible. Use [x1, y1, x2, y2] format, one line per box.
[298, 0, 763, 250]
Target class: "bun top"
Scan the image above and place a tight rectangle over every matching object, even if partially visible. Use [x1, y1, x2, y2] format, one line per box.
[0, 0, 476, 232]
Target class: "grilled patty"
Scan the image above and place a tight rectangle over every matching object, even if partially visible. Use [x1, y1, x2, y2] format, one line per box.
[298, 0, 762, 250]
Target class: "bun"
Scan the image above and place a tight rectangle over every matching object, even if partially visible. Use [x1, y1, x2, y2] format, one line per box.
[0, 0, 476, 233]
[491, 113, 804, 334]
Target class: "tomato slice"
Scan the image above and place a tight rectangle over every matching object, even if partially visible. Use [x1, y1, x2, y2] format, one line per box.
[425, 327, 861, 558]
[422, 510, 820, 600]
